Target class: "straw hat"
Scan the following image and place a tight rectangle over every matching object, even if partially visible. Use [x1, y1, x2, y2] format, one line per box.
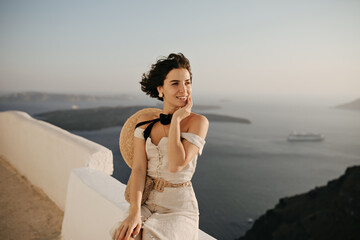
[119, 107, 162, 168]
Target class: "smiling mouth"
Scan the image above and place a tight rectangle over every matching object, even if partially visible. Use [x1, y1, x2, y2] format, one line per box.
[176, 96, 187, 101]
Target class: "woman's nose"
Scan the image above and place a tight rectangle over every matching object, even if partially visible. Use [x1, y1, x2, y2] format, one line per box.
[179, 82, 186, 92]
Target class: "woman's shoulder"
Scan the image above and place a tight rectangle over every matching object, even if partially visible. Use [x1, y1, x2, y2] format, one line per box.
[187, 112, 209, 126]
[184, 113, 209, 139]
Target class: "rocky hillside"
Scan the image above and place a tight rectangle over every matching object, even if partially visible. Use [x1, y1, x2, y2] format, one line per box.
[334, 98, 360, 111]
[238, 166, 360, 240]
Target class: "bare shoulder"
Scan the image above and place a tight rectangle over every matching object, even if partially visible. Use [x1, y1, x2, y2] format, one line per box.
[188, 112, 209, 125]
[186, 113, 209, 139]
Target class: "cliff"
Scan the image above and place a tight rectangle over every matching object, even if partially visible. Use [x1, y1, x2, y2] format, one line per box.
[238, 166, 360, 240]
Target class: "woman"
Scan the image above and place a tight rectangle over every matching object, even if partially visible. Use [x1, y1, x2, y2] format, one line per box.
[112, 53, 209, 240]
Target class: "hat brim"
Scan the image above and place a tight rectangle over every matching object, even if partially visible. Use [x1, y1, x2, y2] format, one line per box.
[119, 107, 162, 168]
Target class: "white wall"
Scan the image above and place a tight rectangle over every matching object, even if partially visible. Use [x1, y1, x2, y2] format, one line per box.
[0, 111, 113, 211]
[62, 168, 216, 240]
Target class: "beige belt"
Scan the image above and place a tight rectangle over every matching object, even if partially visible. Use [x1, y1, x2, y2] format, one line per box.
[148, 176, 191, 192]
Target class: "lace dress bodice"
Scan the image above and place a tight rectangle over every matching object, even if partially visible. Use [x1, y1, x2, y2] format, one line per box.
[134, 127, 205, 184]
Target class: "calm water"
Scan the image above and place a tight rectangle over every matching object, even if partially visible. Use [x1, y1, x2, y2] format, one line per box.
[1, 96, 359, 240]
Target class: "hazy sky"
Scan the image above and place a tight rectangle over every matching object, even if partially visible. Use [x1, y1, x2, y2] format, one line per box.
[0, 0, 359, 100]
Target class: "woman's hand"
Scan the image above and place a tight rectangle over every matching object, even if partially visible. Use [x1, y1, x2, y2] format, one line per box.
[113, 213, 142, 240]
[173, 96, 193, 122]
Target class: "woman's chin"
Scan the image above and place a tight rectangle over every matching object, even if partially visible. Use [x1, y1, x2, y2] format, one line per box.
[167, 99, 187, 108]
[178, 101, 187, 107]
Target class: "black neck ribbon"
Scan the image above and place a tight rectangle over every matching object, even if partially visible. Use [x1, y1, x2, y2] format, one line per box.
[135, 113, 173, 141]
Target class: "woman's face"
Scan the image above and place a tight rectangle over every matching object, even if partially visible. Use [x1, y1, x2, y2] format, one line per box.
[157, 68, 192, 107]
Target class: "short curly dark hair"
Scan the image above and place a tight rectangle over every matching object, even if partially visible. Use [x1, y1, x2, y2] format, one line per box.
[140, 53, 192, 101]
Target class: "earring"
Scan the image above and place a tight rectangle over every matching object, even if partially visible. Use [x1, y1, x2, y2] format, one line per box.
[159, 92, 163, 98]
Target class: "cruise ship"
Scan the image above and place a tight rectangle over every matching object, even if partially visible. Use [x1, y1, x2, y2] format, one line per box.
[287, 131, 324, 142]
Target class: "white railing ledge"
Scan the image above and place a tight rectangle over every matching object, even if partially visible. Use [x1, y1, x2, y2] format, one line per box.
[0, 111, 113, 211]
[62, 167, 216, 240]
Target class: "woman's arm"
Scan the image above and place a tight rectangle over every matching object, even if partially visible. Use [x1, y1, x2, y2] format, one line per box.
[128, 135, 147, 214]
[168, 97, 209, 172]
[113, 116, 148, 240]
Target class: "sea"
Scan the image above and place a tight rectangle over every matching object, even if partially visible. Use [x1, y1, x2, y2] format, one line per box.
[1, 94, 359, 240]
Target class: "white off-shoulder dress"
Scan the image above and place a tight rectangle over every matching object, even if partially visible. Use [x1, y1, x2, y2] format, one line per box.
[111, 127, 206, 240]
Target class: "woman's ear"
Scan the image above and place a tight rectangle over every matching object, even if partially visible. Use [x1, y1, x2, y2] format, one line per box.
[157, 86, 163, 96]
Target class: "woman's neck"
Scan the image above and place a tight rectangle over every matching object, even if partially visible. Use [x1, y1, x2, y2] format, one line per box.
[162, 102, 180, 115]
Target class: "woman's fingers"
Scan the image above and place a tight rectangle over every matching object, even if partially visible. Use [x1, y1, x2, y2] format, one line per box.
[132, 223, 141, 238]
[186, 96, 192, 109]
[114, 225, 122, 240]
[188, 96, 193, 109]
[114, 224, 133, 240]
[119, 225, 129, 240]
[173, 95, 193, 121]
[124, 226, 133, 240]
[185, 96, 192, 114]
[124, 223, 138, 240]
[113, 213, 142, 240]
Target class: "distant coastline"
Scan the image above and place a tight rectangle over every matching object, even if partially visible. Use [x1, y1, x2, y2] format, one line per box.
[34, 105, 251, 131]
[1, 91, 250, 131]
[0, 91, 135, 102]
[334, 98, 360, 111]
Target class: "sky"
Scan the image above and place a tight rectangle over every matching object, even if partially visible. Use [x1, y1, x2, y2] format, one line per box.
[0, 0, 359, 101]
